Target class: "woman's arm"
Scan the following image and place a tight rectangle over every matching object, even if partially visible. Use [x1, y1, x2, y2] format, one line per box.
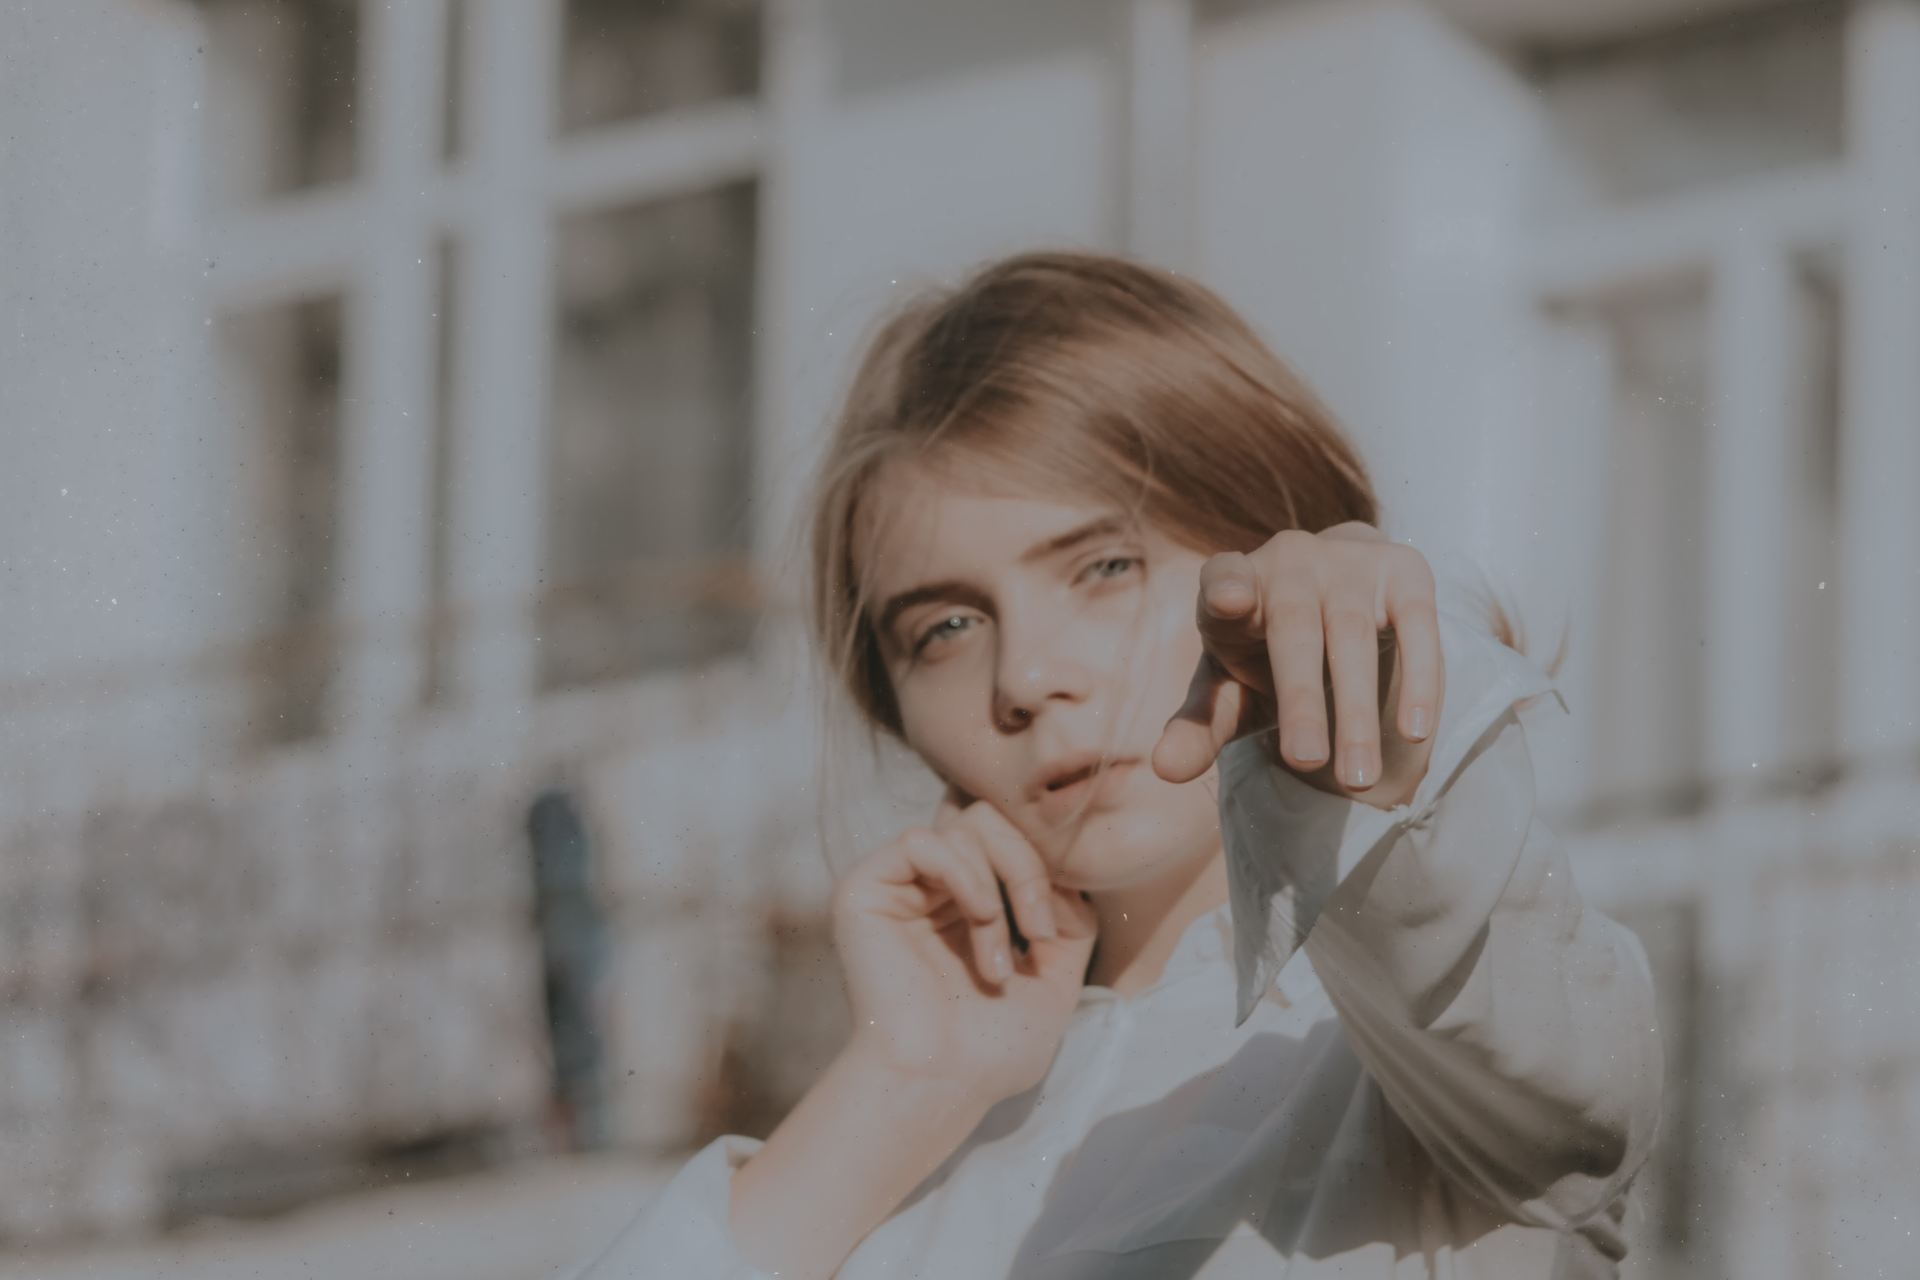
[728, 1039, 995, 1278]
[582, 783, 1097, 1278]
[1217, 609, 1665, 1231]
[579, 1038, 994, 1279]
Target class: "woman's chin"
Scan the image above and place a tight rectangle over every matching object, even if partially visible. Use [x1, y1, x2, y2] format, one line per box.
[1041, 808, 1219, 890]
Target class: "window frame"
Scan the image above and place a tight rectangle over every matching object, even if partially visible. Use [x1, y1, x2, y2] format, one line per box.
[179, 0, 776, 743]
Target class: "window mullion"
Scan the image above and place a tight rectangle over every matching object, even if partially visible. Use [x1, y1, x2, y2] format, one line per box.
[1116, 0, 1193, 267]
[448, 0, 559, 723]
[1705, 238, 1798, 798]
[1839, 0, 1920, 773]
[335, 0, 449, 737]
[750, 0, 827, 589]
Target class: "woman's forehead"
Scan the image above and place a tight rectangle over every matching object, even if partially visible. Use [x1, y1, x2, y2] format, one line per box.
[853, 459, 1133, 594]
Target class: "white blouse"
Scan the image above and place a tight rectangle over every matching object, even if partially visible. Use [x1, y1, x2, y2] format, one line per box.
[579, 593, 1666, 1279]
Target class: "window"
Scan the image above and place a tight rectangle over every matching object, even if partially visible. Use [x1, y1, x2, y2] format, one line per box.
[1524, 4, 1854, 822]
[1529, 4, 1846, 218]
[213, 294, 347, 748]
[542, 183, 759, 691]
[1584, 284, 1712, 815]
[202, 0, 361, 205]
[191, 0, 767, 745]
[558, 0, 760, 133]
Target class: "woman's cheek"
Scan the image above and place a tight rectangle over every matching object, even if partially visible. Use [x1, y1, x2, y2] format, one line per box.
[1133, 575, 1206, 707]
[899, 692, 996, 798]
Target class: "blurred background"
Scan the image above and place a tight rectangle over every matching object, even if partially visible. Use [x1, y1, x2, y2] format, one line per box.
[1, 0, 1915, 1275]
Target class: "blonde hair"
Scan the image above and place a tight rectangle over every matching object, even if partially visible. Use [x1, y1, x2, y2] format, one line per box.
[804, 250, 1549, 749]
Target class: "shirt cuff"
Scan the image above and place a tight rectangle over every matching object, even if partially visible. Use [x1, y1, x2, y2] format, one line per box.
[1214, 588, 1567, 1028]
[576, 1133, 777, 1280]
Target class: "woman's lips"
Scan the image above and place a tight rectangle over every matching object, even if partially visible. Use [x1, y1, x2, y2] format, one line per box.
[1035, 759, 1139, 825]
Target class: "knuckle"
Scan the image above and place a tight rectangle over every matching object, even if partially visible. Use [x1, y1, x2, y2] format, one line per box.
[1324, 605, 1374, 635]
[1268, 596, 1319, 628]
[1262, 570, 1315, 610]
[829, 875, 864, 919]
[1278, 676, 1326, 707]
[897, 826, 940, 856]
[984, 821, 1042, 868]
[1391, 542, 1436, 586]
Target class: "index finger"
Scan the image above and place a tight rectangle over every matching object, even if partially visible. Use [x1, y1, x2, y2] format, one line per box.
[956, 802, 1058, 942]
[1194, 551, 1265, 673]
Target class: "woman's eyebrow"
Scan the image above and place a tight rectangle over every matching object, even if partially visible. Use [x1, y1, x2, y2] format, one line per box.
[1017, 513, 1133, 565]
[873, 514, 1134, 639]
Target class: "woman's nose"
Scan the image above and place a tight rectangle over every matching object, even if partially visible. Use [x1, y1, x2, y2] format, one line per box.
[992, 628, 1093, 730]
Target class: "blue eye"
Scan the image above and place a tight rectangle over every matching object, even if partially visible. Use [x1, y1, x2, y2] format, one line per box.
[1080, 555, 1141, 583]
[913, 613, 975, 654]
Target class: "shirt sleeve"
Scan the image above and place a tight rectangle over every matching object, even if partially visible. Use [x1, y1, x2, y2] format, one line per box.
[573, 1133, 780, 1280]
[1214, 584, 1665, 1232]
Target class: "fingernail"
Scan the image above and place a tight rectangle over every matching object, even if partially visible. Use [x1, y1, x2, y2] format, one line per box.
[1407, 707, 1430, 741]
[1021, 885, 1057, 938]
[1288, 724, 1328, 766]
[1206, 579, 1255, 614]
[1341, 746, 1373, 789]
[991, 944, 1013, 980]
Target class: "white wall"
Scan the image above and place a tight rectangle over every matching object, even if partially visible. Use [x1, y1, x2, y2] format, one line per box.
[0, 2, 217, 801]
[1191, 0, 1589, 804]
[759, 3, 1120, 576]
[1193, 0, 1542, 564]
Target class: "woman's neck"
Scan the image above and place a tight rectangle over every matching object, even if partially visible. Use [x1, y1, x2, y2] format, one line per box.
[1083, 846, 1229, 996]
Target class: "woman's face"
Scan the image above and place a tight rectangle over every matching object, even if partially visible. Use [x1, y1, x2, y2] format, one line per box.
[859, 461, 1224, 889]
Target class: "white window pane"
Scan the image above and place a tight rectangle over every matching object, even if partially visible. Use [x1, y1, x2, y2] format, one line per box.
[1590, 285, 1710, 817]
[1782, 255, 1843, 787]
[558, 0, 760, 134]
[213, 295, 347, 747]
[1578, 261, 1842, 820]
[541, 182, 758, 692]
[202, 0, 361, 205]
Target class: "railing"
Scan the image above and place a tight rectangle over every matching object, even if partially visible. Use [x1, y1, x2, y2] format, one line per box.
[1565, 772, 1920, 1279]
[5, 577, 1913, 1271]
[0, 638, 835, 1242]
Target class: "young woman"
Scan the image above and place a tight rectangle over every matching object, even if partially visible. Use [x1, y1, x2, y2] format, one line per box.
[581, 252, 1664, 1278]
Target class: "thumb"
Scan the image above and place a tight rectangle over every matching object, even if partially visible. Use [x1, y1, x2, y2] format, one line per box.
[1027, 887, 1099, 983]
[1151, 653, 1248, 784]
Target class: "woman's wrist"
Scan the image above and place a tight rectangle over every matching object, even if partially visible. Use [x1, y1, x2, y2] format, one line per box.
[843, 1033, 1003, 1126]
[729, 1037, 995, 1278]
[842, 1028, 1011, 1107]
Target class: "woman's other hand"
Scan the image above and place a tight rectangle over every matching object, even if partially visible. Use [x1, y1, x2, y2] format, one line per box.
[1150, 522, 1444, 806]
[830, 790, 1100, 1109]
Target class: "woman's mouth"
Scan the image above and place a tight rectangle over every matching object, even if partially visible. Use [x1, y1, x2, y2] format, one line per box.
[1036, 759, 1138, 824]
